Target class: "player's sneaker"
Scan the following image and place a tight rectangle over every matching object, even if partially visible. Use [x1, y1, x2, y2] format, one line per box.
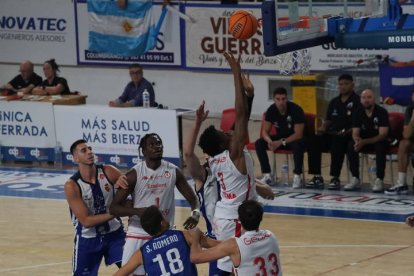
[259, 174, 274, 186]
[372, 178, 384, 193]
[292, 174, 302, 189]
[344, 177, 361, 191]
[328, 177, 340, 190]
[306, 176, 324, 189]
[385, 181, 409, 195]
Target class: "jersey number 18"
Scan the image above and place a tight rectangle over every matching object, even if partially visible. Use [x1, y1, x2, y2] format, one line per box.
[152, 248, 184, 276]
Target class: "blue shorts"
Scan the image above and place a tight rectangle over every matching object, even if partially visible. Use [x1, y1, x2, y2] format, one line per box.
[72, 227, 125, 276]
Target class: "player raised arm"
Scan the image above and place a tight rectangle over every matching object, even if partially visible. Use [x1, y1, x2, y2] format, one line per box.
[183, 100, 209, 192]
[224, 52, 249, 174]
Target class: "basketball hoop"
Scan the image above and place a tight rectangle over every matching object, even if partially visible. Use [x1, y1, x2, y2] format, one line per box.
[275, 48, 312, 75]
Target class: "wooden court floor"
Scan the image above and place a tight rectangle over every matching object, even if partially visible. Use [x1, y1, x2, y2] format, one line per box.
[0, 197, 413, 276]
[1, 116, 413, 275]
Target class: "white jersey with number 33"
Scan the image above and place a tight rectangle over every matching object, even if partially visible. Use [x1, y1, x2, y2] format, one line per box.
[208, 150, 257, 219]
[234, 230, 282, 276]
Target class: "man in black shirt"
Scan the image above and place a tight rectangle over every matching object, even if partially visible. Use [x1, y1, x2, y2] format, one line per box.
[306, 74, 361, 190]
[385, 89, 414, 195]
[347, 89, 389, 192]
[1, 61, 42, 94]
[255, 87, 305, 188]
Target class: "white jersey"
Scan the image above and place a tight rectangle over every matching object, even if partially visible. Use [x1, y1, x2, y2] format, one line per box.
[208, 150, 257, 219]
[234, 230, 282, 276]
[70, 165, 123, 238]
[127, 159, 177, 236]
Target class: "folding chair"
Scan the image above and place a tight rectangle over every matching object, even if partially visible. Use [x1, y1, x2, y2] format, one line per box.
[254, 112, 315, 183]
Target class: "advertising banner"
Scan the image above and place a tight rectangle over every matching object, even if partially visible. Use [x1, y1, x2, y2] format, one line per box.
[1, 1, 414, 71]
[0, 0, 77, 65]
[53, 105, 180, 168]
[185, 4, 277, 71]
[0, 101, 56, 161]
[299, 4, 414, 71]
[310, 43, 414, 72]
[75, 1, 183, 67]
[185, 4, 414, 72]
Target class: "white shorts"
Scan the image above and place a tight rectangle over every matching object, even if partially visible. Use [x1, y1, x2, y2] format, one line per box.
[213, 217, 241, 273]
[122, 234, 151, 275]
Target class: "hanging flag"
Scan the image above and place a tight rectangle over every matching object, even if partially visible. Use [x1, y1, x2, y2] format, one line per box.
[379, 63, 414, 106]
[87, 0, 157, 57]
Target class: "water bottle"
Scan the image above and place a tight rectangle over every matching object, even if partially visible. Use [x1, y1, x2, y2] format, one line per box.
[280, 163, 289, 186]
[368, 159, 376, 184]
[142, 89, 150, 108]
[54, 141, 63, 169]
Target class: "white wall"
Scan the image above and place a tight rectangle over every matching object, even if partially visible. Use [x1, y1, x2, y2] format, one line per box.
[0, 63, 280, 118]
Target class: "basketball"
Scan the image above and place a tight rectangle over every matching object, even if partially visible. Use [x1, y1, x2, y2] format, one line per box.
[229, 10, 258, 40]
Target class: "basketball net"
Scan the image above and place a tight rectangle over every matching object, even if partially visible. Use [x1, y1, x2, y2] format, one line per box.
[275, 48, 312, 75]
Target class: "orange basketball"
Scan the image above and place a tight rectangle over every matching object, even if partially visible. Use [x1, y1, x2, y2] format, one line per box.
[229, 10, 258, 40]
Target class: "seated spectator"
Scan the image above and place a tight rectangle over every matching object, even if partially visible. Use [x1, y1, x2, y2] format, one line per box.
[108, 63, 155, 108]
[255, 87, 305, 188]
[306, 74, 361, 190]
[347, 89, 389, 192]
[1, 61, 42, 94]
[385, 89, 414, 195]
[32, 59, 70, 95]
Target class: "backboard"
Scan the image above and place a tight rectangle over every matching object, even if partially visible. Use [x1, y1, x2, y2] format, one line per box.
[261, 0, 392, 56]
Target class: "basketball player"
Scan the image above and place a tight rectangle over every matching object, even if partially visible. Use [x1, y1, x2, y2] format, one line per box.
[191, 200, 282, 276]
[64, 139, 127, 276]
[185, 62, 256, 239]
[193, 52, 258, 275]
[114, 205, 219, 276]
[185, 99, 275, 276]
[109, 133, 200, 276]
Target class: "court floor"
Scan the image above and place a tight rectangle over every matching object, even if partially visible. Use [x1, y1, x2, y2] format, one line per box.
[0, 167, 413, 276]
[0, 116, 413, 275]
